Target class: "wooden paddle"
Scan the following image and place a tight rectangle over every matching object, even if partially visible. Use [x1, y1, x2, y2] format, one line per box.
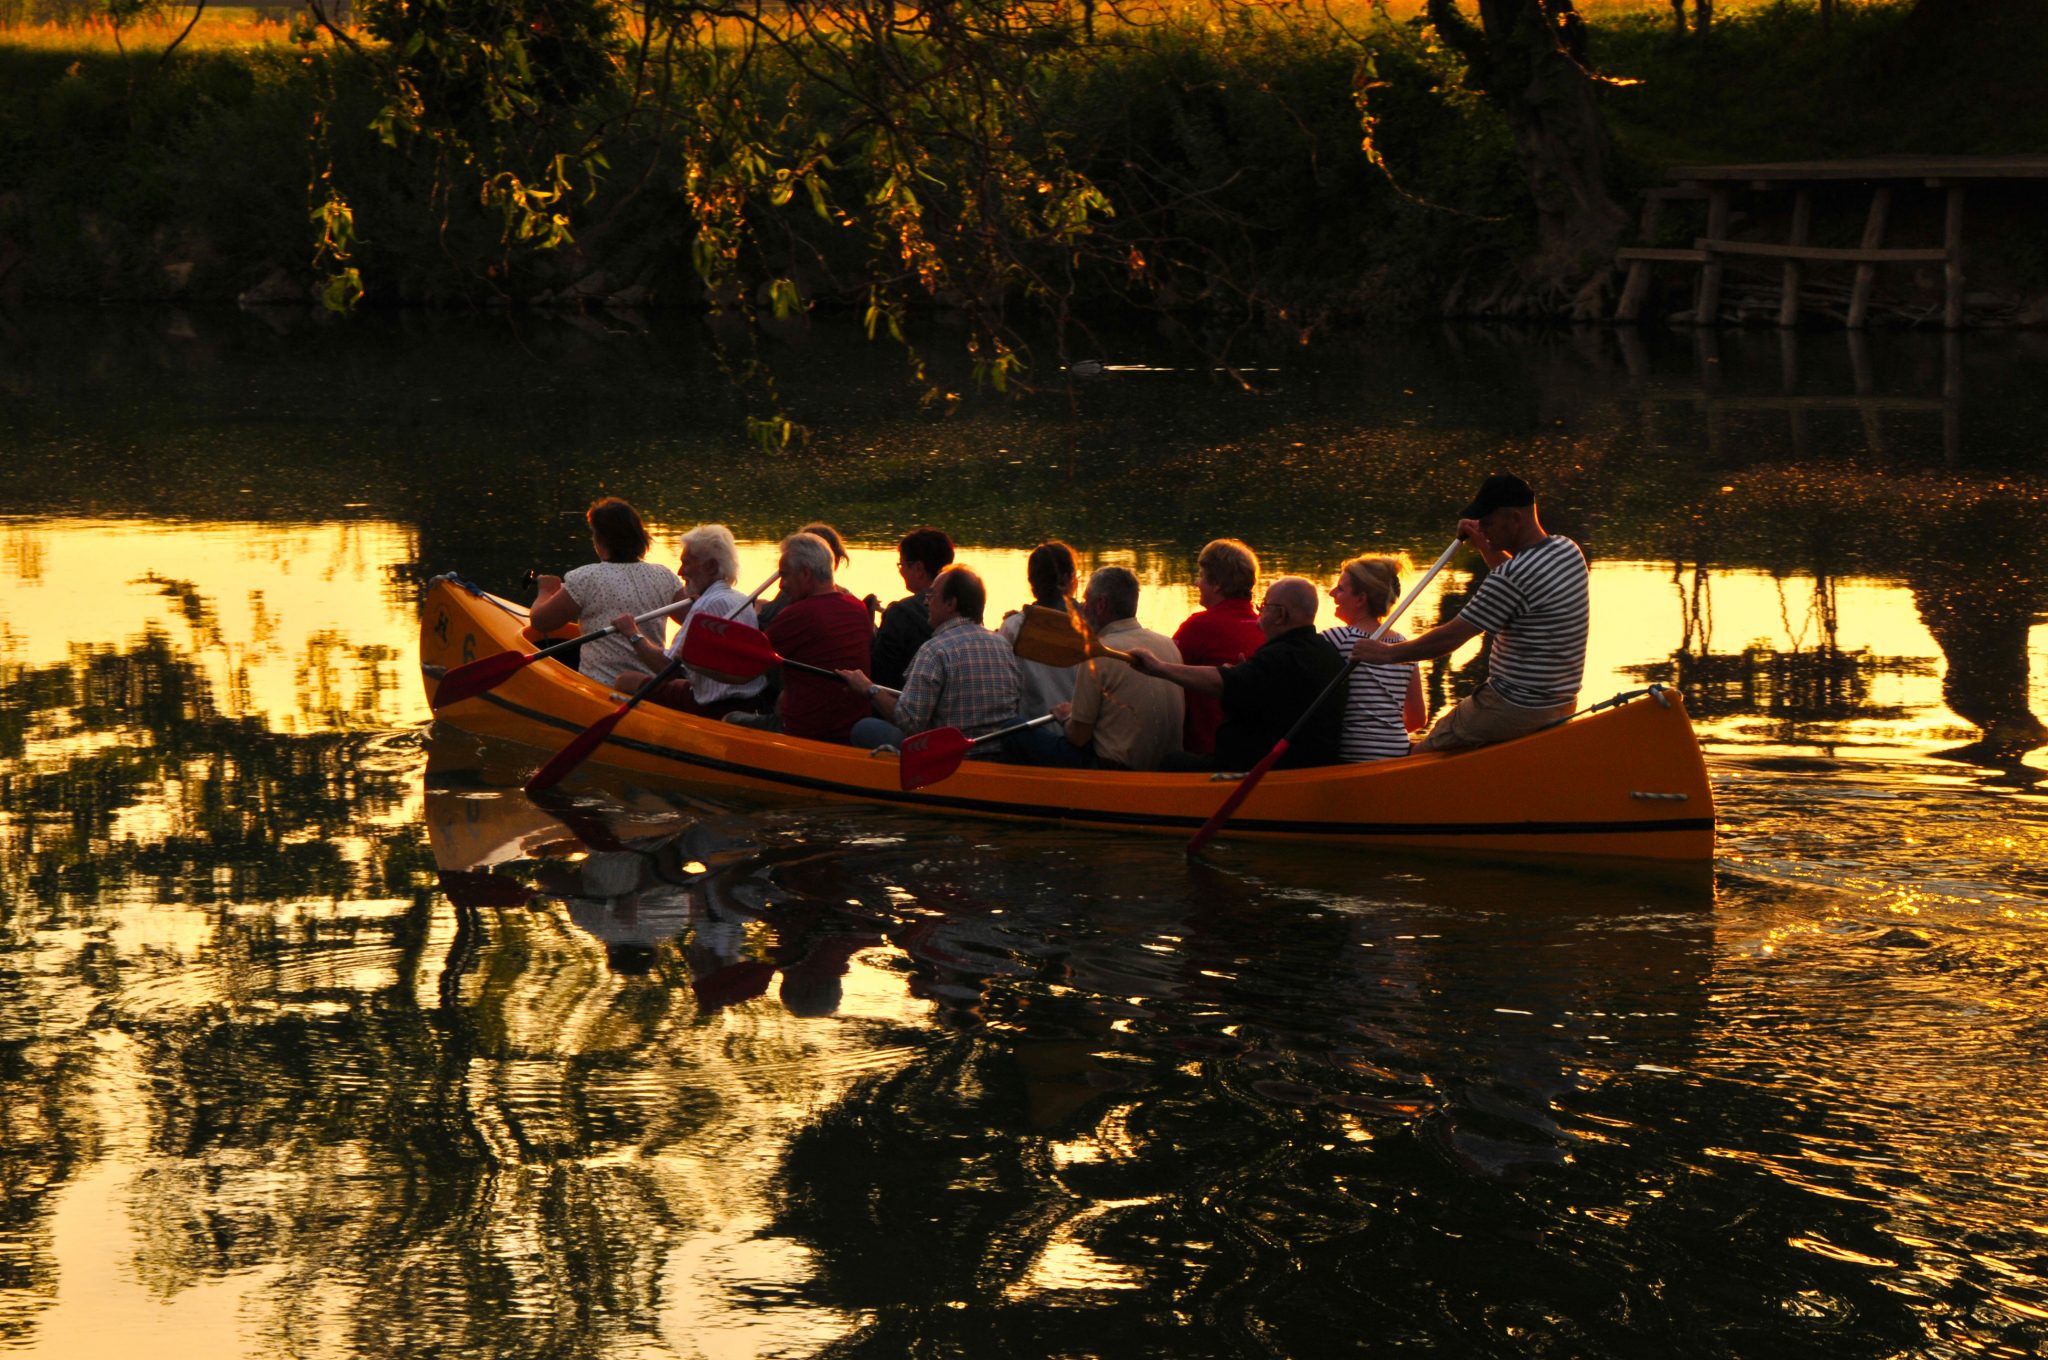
[524, 572, 779, 795]
[680, 615, 899, 694]
[1010, 604, 1132, 668]
[435, 596, 700, 709]
[1184, 537, 1462, 856]
[898, 713, 1061, 791]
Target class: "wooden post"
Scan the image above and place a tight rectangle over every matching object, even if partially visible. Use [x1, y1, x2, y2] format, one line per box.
[1942, 182, 1967, 330]
[1846, 331, 1886, 457]
[1847, 185, 1891, 330]
[1778, 188, 1812, 328]
[1616, 191, 1661, 323]
[1942, 330, 1962, 466]
[1696, 185, 1731, 325]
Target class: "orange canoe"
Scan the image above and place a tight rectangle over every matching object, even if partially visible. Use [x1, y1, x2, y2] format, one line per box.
[420, 575, 1715, 862]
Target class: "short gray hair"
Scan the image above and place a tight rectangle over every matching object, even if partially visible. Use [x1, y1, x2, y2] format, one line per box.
[1266, 575, 1319, 622]
[778, 531, 835, 586]
[679, 523, 741, 585]
[1084, 565, 1139, 622]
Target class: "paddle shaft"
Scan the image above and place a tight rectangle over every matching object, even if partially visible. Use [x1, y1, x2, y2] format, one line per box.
[1185, 537, 1462, 855]
[524, 571, 781, 794]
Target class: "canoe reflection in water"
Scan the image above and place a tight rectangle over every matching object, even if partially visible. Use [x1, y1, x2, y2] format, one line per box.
[426, 724, 1715, 1190]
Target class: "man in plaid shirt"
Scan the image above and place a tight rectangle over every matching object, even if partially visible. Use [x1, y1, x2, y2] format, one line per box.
[839, 566, 1022, 749]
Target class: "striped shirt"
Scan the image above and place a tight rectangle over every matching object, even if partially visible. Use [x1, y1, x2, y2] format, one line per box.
[1457, 534, 1589, 708]
[1320, 625, 1417, 762]
[893, 616, 1022, 738]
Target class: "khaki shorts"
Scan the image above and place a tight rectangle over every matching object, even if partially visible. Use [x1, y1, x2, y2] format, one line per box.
[1412, 683, 1578, 753]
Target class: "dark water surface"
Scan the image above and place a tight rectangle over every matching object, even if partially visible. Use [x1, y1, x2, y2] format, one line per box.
[2, 309, 2046, 1358]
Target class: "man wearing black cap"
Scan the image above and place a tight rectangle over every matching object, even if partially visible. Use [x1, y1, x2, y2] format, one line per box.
[1350, 474, 1589, 752]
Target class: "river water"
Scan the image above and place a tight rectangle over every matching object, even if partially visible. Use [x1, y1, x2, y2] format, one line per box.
[1, 308, 2045, 1358]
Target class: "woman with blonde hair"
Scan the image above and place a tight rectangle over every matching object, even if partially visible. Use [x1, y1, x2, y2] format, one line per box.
[1321, 556, 1426, 760]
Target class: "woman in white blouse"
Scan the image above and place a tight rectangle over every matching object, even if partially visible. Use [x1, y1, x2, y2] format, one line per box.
[530, 498, 682, 688]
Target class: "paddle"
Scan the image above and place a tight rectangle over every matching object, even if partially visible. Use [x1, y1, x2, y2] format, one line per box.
[1010, 604, 1133, 668]
[680, 615, 900, 694]
[1184, 537, 1463, 856]
[898, 712, 1060, 791]
[524, 572, 780, 795]
[434, 596, 702, 709]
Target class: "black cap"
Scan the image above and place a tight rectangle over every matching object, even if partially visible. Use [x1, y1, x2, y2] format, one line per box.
[1461, 473, 1536, 520]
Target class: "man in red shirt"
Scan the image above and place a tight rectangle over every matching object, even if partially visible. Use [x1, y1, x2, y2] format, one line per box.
[725, 531, 874, 742]
[1171, 538, 1267, 755]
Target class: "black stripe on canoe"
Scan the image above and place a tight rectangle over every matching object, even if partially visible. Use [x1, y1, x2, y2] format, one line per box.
[468, 689, 1712, 839]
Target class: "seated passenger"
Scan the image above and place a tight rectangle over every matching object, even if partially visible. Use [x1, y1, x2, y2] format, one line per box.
[725, 531, 876, 742]
[1321, 556, 1426, 761]
[1171, 538, 1266, 757]
[529, 496, 682, 688]
[837, 565, 1021, 750]
[1005, 566, 1185, 771]
[610, 523, 769, 718]
[1128, 576, 1344, 771]
[871, 526, 955, 690]
[757, 521, 853, 630]
[996, 540, 1082, 718]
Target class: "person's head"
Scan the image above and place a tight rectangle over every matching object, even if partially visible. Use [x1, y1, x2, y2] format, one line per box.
[927, 564, 986, 626]
[1258, 576, 1320, 639]
[1461, 473, 1544, 551]
[1025, 541, 1079, 607]
[1083, 565, 1140, 629]
[778, 531, 837, 597]
[1330, 556, 1402, 627]
[1196, 538, 1259, 607]
[897, 527, 955, 594]
[798, 522, 851, 570]
[586, 497, 651, 563]
[678, 523, 741, 591]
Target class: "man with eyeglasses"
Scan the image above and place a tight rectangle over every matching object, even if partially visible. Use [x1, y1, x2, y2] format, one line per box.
[871, 526, 955, 690]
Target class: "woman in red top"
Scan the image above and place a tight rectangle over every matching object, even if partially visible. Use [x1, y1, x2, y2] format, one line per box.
[1171, 538, 1267, 755]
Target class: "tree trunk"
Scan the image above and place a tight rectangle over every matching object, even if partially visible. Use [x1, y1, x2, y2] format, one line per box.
[1427, 0, 1628, 295]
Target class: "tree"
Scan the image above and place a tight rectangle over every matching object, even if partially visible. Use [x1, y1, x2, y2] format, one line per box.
[1424, 0, 1626, 311]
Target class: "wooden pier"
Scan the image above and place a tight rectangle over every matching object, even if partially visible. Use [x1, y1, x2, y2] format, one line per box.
[1613, 155, 2048, 329]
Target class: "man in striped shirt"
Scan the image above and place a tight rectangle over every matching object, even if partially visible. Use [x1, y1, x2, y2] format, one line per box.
[1350, 474, 1588, 753]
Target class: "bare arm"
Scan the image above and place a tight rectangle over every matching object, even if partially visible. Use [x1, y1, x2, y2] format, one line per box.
[1125, 647, 1225, 699]
[1352, 615, 1482, 667]
[1459, 517, 1510, 569]
[530, 576, 579, 632]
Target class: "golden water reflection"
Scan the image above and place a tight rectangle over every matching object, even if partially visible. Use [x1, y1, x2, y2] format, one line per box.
[1, 515, 2039, 763]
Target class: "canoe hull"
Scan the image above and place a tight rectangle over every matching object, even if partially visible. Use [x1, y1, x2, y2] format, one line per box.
[420, 576, 1715, 862]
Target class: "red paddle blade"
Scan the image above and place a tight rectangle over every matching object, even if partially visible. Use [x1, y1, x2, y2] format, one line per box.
[898, 727, 973, 791]
[681, 615, 780, 682]
[526, 701, 631, 794]
[433, 649, 530, 708]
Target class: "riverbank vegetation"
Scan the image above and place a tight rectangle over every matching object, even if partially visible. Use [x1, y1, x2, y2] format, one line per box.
[1, 3, 2041, 359]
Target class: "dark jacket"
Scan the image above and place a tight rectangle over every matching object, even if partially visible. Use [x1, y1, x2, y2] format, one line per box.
[870, 593, 932, 691]
[1215, 626, 1346, 771]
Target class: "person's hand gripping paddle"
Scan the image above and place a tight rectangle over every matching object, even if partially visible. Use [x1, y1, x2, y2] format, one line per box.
[434, 597, 699, 709]
[524, 571, 779, 795]
[1184, 537, 1461, 856]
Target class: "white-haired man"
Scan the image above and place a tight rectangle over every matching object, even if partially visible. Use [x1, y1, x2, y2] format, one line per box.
[725, 531, 876, 742]
[611, 523, 769, 718]
[1006, 566, 1185, 770]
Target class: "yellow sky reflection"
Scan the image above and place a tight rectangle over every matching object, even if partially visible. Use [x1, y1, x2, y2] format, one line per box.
[2, 517, 2032, 758]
